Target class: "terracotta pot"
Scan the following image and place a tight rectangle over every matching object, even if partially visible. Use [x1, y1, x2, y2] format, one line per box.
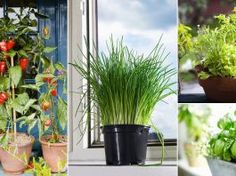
[198, 77, 236, 102]
[40, 135, 67, 173]
[0, 133, 34, 175]
[184, 143, 207, 167]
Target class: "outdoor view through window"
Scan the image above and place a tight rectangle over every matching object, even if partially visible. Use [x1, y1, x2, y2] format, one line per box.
[97, 0, 177, 140]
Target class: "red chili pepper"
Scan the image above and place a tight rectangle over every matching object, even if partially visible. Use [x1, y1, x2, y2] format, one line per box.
[43, 77, 53, 84]
[0, 92, 8, 105]
[51, 80, 57, 86]
[0, 92, 8, 101]
[7, 39, 15, 50]
[19, 58, 29, 71]
[0, 61, 7, 74]
[0, 40, 8, 52]
[51, 89, 57, 96]
[0, 98, 4, 105]
[27, 162, 34, 169]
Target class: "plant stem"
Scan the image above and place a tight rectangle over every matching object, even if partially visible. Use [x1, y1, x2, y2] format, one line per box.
[50, 88, 58, 141]
[10, 57, 17, 139]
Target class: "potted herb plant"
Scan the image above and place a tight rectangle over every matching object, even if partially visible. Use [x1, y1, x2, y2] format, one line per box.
[0, 8, 66, 174]
[178, 104, 210, 167]
[31, 62, 68, 173]
[0, 9, 40, 174]
[72, 37, 175, 165]
[191, 8, 236, 102]
[207, 113, 236, 176]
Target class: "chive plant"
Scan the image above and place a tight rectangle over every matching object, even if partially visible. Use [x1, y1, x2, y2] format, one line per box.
[72, 37, 175, 127]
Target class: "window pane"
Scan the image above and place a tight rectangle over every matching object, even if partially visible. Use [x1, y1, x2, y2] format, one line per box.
[7, 0, 37, 31]
[0, 1, 3, 18]
[97, 0, 177, 140]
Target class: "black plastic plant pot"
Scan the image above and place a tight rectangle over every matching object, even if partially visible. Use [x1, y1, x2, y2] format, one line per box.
[102, 125, 150, 166]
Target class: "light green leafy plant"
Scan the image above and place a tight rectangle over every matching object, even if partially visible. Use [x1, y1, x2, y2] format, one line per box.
[25, 157, 52, 176]
[178, 23, 193, 60]
[208, 112, 236, 162]
[191, 8, 236, 79]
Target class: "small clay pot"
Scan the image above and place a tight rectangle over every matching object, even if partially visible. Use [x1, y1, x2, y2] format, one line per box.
[198, 77, 236, 102]
[0, 133, 34, 175]
[40, 135, 67, 173]
[184, 143, 207, 167]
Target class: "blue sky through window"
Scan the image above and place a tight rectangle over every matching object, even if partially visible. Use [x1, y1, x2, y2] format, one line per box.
[97, 0, 177, 139]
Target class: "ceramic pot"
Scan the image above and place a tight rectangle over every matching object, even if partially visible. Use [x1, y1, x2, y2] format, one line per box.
[198, 77, 236, 102]
[0, 133, 34, 175]
[207, 158, 236, 176]
[40, 135, 67, 173]
[184, 143, 207, 167]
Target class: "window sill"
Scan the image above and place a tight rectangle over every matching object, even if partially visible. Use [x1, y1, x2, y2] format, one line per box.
[69, 161, 177, 176]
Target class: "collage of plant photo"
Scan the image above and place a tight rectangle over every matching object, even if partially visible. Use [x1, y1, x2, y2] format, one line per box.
[0, 0, 235, 176]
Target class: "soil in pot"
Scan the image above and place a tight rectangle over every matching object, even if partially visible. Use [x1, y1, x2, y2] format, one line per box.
[198, 77, 236, 102]
[0, 133, 34, 175]
[102, 125, 150, 165]
[40, 135, 67, 173]
[184, 143, 207, 167]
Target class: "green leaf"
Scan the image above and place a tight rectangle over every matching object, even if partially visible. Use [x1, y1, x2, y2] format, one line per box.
[11, 93, 30, 114]
[0, 77, 10, 91]
[23, 99, 37, 114]
[31, 105, 42, 112]
[57, 97, 67, 130]
[33, 12, 49, 19]
[43, 47, 57, 53]
[16, 116, 27, 122]
[55, 62, 65, 71]
[40, 56, 51, 68]
[198, 71, 210, 80]
[17, 28, 31, 37]
[0, 134, 8, 148]
[0, 116, 7, 131]
[21, 84, 40, 91]
[8, 50, 16, 58]
[18, 50, 28, 58]
[7, 8, 16, 13]
[9, 66, 22, 87]
[28, 120, 37, 134]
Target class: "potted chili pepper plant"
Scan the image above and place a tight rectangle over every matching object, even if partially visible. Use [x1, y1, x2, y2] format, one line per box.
[72, 37, 175, 165]
[0, 9, 40, 174]
[0, 7, 63, 174]
[27, 62, 68, 173]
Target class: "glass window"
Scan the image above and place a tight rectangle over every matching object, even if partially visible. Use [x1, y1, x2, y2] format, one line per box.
[93, 0, 177, 144]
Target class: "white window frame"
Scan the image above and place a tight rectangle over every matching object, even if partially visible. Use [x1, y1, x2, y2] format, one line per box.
[68, 0, 177, 165]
